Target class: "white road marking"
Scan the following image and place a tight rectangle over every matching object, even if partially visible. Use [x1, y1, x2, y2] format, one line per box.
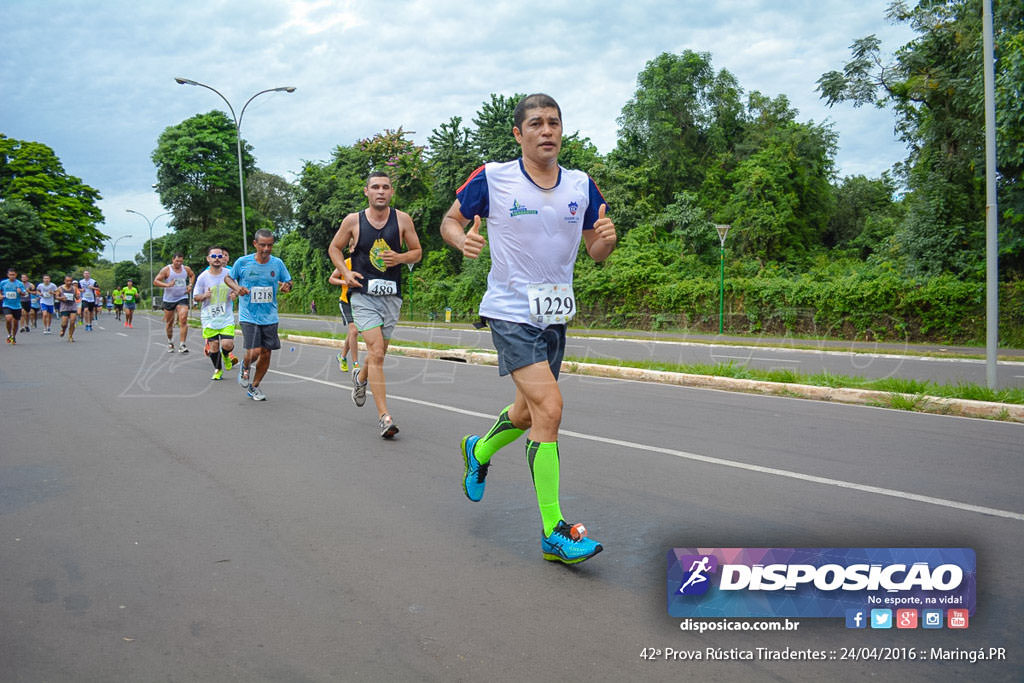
[711, 354, 801, 364]
[269, 367, 1024, 523]
[117, 333, 128, 337]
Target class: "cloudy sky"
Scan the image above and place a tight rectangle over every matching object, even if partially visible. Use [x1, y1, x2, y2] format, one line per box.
[2, 0, 915, 262]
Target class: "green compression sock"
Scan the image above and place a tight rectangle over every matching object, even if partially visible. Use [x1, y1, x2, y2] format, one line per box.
[474, 405, 524, 465]
[526, 440, 562, 537]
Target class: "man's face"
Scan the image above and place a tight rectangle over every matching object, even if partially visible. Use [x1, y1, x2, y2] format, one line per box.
[207, 249, 227, 267]
[126, 281, 133, 288]
[7, 270, 16, 281]
[172, 256, 184, 267]
[513, 107, 562, 164]
[83, 271, 90, 279]
[364, 177, 394, 209]
[64, 276, 73, 287]
[253, 237, 275, 260]
[21, 274, 29, 283]
[43, 275, 51, 284]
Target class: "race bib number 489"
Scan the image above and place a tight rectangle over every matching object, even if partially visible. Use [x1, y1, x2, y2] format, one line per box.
[528, 283, 576, 325]
[365, 279, 398, 296]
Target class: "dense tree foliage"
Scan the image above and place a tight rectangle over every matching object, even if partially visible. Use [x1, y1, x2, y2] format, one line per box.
[818, 0, 1024, 277]
[0, 134, 106, 273]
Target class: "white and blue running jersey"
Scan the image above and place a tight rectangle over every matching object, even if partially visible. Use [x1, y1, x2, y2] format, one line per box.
[455, 159, 605, 326]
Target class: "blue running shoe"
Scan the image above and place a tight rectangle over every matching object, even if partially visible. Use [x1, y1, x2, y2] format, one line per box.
[461, 435, 488, 502]
[541, 521, 603, 564]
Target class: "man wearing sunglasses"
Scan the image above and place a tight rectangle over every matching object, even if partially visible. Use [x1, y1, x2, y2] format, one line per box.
[193, 246, 245, 380]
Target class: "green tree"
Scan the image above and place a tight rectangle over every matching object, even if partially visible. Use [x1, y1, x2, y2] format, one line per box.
[827, 174, 903, 257]
[247, 170, 297, 233]
[114, 261, 142, 287]
[472, 93, 525, 163]
[614, 51, 744, 207]
[152, 110, 254, 258]
[0, 135, 106, 271]
[818, 0, 1024, 277]
[0, 198, 52, 273]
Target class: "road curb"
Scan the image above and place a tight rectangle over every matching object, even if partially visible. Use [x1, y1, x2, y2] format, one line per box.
[286, 334, 1024, 423]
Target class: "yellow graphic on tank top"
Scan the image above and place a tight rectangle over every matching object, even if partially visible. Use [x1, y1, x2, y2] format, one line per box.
[370, 238, 391, 272]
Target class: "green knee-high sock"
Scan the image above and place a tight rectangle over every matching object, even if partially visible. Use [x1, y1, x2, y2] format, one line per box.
[526, 440, 562, 537]
[474, 405, 524, 464]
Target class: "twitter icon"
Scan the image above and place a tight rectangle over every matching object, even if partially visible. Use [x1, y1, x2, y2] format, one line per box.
[870, 609, 893, 629]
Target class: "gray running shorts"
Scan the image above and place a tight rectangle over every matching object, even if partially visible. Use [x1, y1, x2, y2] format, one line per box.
[350, 292, 401, 339]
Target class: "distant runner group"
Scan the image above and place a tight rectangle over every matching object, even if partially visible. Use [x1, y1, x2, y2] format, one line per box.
[6, 94, 615, 564]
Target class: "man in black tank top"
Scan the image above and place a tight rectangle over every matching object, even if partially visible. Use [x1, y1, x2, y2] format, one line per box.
[328, 171, 422, 439]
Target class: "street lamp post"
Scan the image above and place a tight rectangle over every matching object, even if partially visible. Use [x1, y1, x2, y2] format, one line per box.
[174, 78, 295, 256]
[715, 225, 731, 335]
[126, 209, 170, 304]
[110, 234, 133, 265]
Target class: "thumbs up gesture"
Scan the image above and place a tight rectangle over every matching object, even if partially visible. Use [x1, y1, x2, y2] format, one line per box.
[592, 204, 616, 247]
[462, 215, 486, 259]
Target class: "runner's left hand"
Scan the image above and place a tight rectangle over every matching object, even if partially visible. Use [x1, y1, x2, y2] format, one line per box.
[592, 204, 616, 246]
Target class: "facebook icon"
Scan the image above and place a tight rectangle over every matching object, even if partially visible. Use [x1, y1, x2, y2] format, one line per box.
[845, 609, 867, 629]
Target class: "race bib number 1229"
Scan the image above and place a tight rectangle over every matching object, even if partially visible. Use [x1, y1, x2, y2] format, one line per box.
[527, 283, 576, 325]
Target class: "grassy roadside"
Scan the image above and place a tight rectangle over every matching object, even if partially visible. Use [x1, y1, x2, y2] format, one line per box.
[267, 324, 1024, 407]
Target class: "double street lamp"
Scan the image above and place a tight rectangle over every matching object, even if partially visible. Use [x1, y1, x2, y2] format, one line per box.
[110, 234, 133, 265]
[174, 77, 296, 255]
[126, 209, 170, 302]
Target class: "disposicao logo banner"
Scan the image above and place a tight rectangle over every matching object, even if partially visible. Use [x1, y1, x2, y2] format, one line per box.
[666, 548, 975, 618]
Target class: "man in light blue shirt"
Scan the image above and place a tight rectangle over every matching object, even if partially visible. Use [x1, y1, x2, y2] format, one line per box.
[3, 268, 29, 344]
[230, 229, 292, 401]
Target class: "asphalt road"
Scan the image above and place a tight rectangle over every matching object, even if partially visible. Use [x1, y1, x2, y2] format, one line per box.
[277, 315, 1024, 389]
[1, 315, 1021, 681]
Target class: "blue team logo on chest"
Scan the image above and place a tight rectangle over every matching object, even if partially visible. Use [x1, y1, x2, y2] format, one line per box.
[564, 199, 582, 225]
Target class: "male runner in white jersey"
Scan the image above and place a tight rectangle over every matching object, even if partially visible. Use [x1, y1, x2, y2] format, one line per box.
[441, 93, 617, 565]
[193, 245, 244, 380]
[328, 172, 422, 439]
[154, 253, 195, 353]
[36, 274, 58, 334]
[78, 270, 100, 331]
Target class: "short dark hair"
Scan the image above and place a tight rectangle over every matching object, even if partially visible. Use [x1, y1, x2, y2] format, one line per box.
[172, 252, 184, 259]
[513, 93, 561, 130]
[207, 245, 226, 255]
[366, 171, 391, 186]
[253, 228, 274, 242]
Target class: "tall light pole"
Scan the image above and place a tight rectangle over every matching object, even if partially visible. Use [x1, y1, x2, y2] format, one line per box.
[110, 234, 133, 265]
[126, 209, 170, 303]
[174, 78, 296, 255]
[982, 0, 999, 389]
[715, 225, 731, 334]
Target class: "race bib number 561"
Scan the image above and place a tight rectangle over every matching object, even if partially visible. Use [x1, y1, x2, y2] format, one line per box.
[528, 283, 575, 325]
